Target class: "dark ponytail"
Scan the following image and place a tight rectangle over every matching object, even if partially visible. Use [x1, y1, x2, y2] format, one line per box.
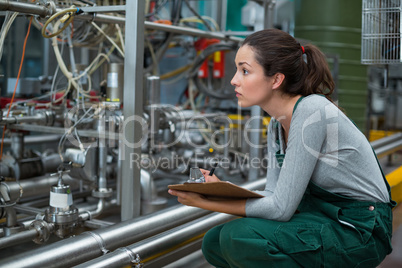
[242, 29, 335, 101]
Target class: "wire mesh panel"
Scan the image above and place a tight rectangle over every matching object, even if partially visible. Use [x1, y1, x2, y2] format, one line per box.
[362, 0, 402, 64]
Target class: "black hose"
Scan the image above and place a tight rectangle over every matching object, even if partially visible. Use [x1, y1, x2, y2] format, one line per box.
[189, 42, 238, 100]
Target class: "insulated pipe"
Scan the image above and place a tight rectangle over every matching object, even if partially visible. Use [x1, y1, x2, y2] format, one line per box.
[0, 179, 265, 267]
[76, 213, 236, 268]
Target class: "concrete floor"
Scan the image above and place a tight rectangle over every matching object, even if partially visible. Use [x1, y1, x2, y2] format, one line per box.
[379, 204, 402, 268]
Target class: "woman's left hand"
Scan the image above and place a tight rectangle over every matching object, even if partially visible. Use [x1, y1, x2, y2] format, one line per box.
[168, 189, 207, 207]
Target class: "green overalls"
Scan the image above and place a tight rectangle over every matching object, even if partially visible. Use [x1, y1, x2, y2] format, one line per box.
[202, 181, 395, 267]
[202, 98, 396, 268]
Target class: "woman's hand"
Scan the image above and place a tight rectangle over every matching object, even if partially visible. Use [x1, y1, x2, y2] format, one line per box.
[168, 189, 207, 207]
[200, 168, 221, 182]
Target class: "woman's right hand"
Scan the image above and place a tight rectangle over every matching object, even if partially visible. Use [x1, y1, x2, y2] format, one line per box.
[200, 168, 221, 182]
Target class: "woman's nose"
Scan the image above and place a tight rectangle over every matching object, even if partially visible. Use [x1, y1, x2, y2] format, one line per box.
[231, 72, 238, 87]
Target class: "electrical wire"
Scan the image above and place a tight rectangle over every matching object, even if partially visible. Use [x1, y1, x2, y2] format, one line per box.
[180, 16, 220, 31]
[58, 106, 95, 162]
[91, 22, 125, 58]
[189, 42, 237, 100]
[41, 7, 82, 38]
[183, 0, 213, 31]
[0, 12, 19, 64]
[0, 16, 33, 162]
[115, 24, 125, 53]
[146, 0, 169, 19]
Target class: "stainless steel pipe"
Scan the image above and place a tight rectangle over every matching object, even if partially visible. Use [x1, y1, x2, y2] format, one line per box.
[0, 179, 264, 267]
[5, 175, 80, 201]
[75, 213, 236, 268]
[1, 135, 61, 145]
[374, 139, 402, 159]
[371, 132, 402, 150]
[0, 2, 242, 42]
[0, 228, 38, 250]
[0, 0, 52, 17]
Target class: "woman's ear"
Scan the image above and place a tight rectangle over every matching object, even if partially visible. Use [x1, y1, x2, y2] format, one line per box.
[272, 73, 285, 90]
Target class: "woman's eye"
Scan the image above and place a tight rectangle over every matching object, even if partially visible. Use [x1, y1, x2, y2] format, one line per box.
[243, 69, 249, 75]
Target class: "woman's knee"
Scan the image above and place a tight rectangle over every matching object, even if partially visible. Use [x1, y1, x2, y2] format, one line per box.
[202, 224, 224, 255]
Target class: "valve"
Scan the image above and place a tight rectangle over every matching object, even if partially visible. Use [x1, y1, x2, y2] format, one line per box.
[45, 165, 78, 238]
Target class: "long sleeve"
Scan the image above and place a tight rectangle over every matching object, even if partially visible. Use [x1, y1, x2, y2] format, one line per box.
[245, 98, 328, 221]
[245, 95, 390, 221]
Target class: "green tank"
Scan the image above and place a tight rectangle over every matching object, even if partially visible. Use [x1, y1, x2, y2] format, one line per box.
[295, 0, 367, 131]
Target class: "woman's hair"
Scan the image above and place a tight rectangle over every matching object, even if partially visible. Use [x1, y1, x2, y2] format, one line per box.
[242, 28, 335, 100]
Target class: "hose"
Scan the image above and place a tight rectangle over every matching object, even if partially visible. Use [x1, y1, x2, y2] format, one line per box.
[41, 7, 83, 38]
[189, 42, 238, 100]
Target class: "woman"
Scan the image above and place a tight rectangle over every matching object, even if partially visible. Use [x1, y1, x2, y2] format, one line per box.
[168, 29, 395, 267]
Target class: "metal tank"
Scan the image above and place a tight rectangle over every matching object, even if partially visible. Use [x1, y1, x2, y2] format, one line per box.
[294, 0, 368, 131]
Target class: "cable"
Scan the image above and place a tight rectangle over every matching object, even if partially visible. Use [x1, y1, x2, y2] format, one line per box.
[0, 17, 33, 162]
[189, 42, 238, 100]
[146, 0, 169, 19]
[41, 7, 83, 38]
[115, 24, 125, 53]
[180, 16, 220, 31]
[91, 22, 125, 58]
[58, 106, 94, 162]
[183, 0, 213, 31]
[0, 12, 19, 64]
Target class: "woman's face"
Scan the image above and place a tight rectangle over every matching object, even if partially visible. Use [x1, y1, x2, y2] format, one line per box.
[231, 45, 275, 108]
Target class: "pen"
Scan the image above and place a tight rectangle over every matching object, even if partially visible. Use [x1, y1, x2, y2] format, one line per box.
[209, 163, 218, 176]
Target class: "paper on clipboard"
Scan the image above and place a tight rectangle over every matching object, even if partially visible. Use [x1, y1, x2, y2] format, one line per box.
[168, 181, 264, 199]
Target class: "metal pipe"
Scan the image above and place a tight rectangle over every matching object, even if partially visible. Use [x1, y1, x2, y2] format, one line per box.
[121, 0, 144, 221]
[75, 14, 243, 42]
[0, 179, 264, 267]
[5, 175, 80, 201]
[5, 207, 17, 227]
[0, 113, 50, 125]
[370, 132, 402, 150]
[374, 139, 402, 159]
[144, 21, 243, 42]
[2, 135, 61, 146]
[76, 213, 235, 268]
[0, 0, 52, 17]
[0, 228, 38, 250]
[10, 133, 23, 159]
[14, 205, 43, 216]
[97, 117, 107, 190]
[0, 2, 242, 43]
[82, 199, 105, 220]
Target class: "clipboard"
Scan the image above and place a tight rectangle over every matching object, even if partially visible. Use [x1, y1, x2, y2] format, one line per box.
[168, 181, 264, 199]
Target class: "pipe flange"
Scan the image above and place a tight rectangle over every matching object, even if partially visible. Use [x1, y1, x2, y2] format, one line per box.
[45, 207, 79, 224]
[30, 220, 53, 244]
[92, 188, 113, 198]
[45, 1, 57, 17]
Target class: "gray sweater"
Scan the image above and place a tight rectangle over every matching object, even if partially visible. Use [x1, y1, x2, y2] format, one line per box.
[245, 95, 390, 221]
